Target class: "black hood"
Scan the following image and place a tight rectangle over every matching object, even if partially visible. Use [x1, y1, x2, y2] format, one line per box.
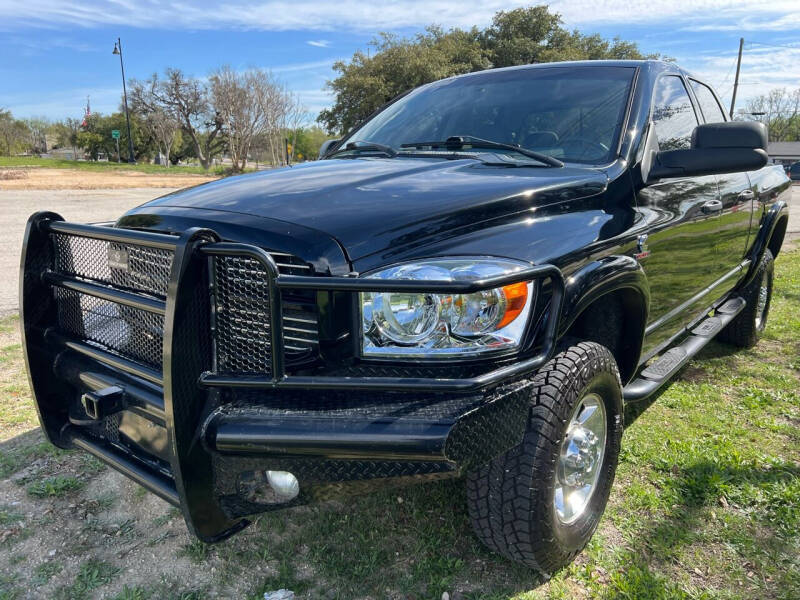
[125, 157, 607, 261]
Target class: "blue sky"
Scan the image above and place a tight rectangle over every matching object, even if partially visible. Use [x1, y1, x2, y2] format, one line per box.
[1, 0, 798, 124]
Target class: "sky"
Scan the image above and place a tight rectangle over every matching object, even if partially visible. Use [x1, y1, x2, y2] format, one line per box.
[1, 0, 799, 124]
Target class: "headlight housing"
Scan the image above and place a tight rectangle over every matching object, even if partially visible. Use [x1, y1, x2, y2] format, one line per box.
[361, 258, 535, 358]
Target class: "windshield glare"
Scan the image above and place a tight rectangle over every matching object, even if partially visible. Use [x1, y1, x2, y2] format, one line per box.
[346, 66, 635, 164]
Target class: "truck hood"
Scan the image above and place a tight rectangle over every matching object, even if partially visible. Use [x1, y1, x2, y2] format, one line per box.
[128, 157, 607, 261]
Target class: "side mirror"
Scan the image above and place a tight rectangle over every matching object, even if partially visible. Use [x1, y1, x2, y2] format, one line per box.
[318, 139, 341, 160]
[647, 121, 768, 181]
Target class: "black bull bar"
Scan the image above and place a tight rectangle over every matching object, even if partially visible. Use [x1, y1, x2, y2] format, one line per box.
[20, 212, 564, 542]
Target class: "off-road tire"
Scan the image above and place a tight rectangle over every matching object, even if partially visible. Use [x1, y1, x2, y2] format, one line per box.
[718, 249, 774, 348]
[466, 341, 623, 575]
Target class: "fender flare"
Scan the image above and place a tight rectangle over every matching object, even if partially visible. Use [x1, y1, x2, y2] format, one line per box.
[743, 199, 789, 286]
[557, 255, 650, 381]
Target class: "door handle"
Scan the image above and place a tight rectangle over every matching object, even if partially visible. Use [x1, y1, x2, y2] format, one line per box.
[701, 200, 723, 214]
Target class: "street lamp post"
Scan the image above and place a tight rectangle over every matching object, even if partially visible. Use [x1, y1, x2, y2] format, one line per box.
[112, 38, 136, 164]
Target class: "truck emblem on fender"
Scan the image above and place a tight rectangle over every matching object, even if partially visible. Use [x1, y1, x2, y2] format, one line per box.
[107, 247, 129, 271]
[634, 234, 650, 260]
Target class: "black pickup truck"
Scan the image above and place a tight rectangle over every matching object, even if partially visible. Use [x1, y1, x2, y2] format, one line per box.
[20, 60, 791, 575]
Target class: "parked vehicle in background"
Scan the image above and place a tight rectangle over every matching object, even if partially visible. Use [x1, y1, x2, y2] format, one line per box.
[789, 161, 800, 181]
[20, 60, 791, 576]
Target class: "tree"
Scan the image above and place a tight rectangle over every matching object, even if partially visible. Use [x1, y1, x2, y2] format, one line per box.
[53, 118, 82, 159]
[291, 125, 330, 161]
[318, 5, 656, 134]
[143, 109, 179, 167]
[210, 66, 278, 171]
[72, 112, 153, 161]
[0, 109, 29, 156]
[744, 88, 800, 142]
[129, 69, 225, 170]
[24, 117, 50, 154]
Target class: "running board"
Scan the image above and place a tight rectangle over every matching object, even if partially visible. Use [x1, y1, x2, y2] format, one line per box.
[623, 297, 746, 402]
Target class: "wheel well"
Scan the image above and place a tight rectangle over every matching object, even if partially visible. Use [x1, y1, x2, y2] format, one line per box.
[563, 288, 646, 384]
[768, 215, 788, 259]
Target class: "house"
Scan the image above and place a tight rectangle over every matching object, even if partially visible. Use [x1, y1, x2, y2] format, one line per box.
[767, 141, 800, 167]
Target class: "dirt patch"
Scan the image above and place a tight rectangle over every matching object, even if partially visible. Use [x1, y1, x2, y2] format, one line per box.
[0, 167, 216, 190]
[0, 169, 28, 181]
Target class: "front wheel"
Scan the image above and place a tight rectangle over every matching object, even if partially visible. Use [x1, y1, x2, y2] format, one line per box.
[466, 342, 623, 575]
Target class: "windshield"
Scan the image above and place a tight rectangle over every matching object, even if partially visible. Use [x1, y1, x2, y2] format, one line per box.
[345, 66, 635, 164]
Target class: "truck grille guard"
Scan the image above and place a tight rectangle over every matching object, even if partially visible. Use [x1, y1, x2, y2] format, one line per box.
[20, 212, 565, 541]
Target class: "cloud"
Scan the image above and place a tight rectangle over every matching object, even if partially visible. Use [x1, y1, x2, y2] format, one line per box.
[306, 40, 331, 47]
[679, 43, 800, 108]
[270, 58, 340, 73]
[2, 0, 799, 32]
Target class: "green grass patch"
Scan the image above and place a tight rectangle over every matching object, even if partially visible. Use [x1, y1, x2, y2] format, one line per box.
[55, 560, 120, 600]
[178, 540, 212, 563]
[26, 475, 84, 498]
[0, 156, 224, 175]
[32, 561, 63, 585]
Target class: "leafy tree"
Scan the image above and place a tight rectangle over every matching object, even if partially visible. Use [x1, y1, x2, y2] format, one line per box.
[318, 5, 656, 134]
[52, 118, 82, 159]
[0, 109, 30, 156]
[73, 112, 153, 161]
[75, 131, 104, 160]
[292, 125, 330, 160]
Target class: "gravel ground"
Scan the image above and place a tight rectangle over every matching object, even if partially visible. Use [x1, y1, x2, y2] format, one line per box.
[0, 188, 177, 316]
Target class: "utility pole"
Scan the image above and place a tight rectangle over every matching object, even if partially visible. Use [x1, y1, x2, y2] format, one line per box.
[729, 37, 744, 119]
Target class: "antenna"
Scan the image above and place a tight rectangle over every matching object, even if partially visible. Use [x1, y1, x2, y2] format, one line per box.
[729, 38, 744, 119]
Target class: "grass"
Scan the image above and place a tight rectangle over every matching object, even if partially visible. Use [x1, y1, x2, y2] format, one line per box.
[26, 475, 85, 498]
[0, 249, 798, 598]
[55, 560, 121, 600]
[32, 562, 63, 585]
[0, 156, 240, 176]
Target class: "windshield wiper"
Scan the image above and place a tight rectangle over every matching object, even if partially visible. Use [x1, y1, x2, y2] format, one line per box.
[329, 141, 397, 158]
[400, 135, 563, 167]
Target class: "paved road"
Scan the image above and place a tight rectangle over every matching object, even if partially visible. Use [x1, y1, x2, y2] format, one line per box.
[0, 188, 176, 316]
[0, 185, 797, 316]
[788, 184, 800, 250]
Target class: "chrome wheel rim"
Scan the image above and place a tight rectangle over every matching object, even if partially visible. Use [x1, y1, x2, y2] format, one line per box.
[755, 270, 769, 330]
[554, 393, 607, 525]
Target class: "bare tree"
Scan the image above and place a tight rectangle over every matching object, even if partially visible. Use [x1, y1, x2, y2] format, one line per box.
[129, 69, 224, 169]
[745, 88, 800, 141]
[210, 66, 275, 172]
[24, 117, 50, 154]
[144, 109, 179, 167]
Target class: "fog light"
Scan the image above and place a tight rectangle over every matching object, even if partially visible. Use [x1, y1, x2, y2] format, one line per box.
[266, 470, 299, 500]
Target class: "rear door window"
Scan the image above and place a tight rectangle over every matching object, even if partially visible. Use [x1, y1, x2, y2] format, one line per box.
[690, 79, 728, 123]
[651, 76, 699, 150]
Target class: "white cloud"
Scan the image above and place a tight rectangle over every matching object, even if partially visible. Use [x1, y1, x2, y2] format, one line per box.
[2, 0, 799, 32]
[306, 40, 331, 47]
[271, 58, 340, 73]
[679, 44, 800, 108]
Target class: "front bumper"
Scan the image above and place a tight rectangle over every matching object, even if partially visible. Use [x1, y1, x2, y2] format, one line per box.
[20, 212, 564, 541]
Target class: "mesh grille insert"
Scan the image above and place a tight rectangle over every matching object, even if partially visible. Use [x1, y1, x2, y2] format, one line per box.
[54, 287, 165, 368]
[51, 233, 173, 298]
[214, 256, 274, 376]
[50, 232, 174, 370]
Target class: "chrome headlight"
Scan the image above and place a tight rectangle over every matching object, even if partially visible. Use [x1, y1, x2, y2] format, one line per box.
[361, 258, 535, 358]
